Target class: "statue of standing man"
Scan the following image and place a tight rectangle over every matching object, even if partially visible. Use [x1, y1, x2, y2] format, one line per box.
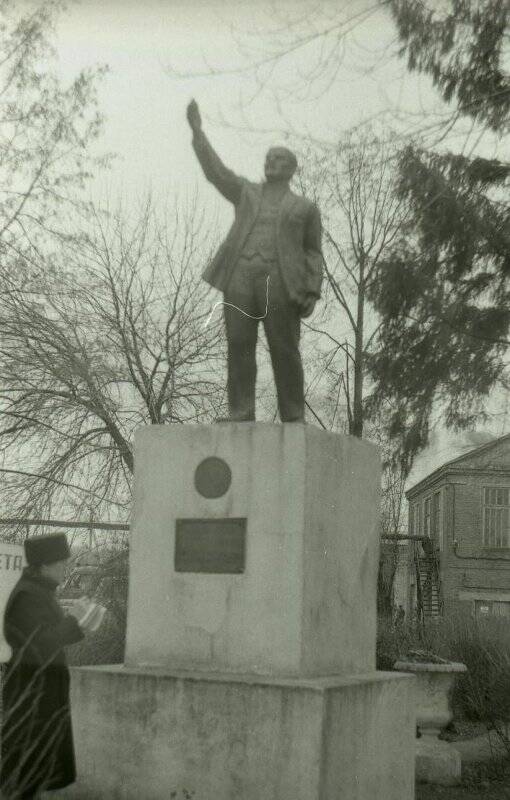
[187, 100, 323, 423]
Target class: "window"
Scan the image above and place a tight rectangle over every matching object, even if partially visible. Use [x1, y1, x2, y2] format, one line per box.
[432, 490, 443, 551]
[412, 502, 422, 536]
[482, 487, 510, 548]
[409, 503, 416, 536]
[409, 504, 414, 537]
[424, 497, 431, 538]
[416, 490, 443, 548]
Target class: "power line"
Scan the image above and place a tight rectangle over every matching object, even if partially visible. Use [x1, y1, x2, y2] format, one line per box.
[0, 518, 129, 531]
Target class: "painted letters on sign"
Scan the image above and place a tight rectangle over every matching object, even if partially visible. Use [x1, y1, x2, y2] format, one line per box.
[0, 544, 25, 662]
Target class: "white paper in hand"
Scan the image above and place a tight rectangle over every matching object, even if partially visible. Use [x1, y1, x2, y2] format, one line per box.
[80, 602, 107, 632]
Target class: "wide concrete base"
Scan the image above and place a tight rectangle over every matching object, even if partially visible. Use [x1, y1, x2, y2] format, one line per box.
[416, 739, 462, 786]
[61, 666, 415, 800]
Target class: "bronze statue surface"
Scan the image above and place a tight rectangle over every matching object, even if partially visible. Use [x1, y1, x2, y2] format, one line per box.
[187, 100, 323, 423]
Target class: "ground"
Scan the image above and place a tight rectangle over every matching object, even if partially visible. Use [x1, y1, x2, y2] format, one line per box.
[417, 776, 510, 800]
[418, 788, 510, 799]
[416, 721, 510, 800]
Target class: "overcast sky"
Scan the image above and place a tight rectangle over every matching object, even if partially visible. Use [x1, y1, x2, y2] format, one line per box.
[54, 0, 446, 217]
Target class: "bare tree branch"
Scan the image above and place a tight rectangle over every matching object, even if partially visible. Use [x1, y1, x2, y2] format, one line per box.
[0, 196, 224, 521]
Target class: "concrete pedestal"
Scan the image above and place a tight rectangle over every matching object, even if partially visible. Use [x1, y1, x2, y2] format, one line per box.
[126, 423, 380, 676]
[64, 424, 415, 798]
[62, 666, 415, 800]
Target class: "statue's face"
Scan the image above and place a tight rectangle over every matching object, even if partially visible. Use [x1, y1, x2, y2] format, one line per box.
[264, 147, 296, 182]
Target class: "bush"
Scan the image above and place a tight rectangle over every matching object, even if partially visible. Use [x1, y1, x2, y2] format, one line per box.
[376, 616, 422, 669]
[439, 616, 510, 737]
[67, 547, 128, 667]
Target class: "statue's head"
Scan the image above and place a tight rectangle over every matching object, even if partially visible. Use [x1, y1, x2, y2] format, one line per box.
[264, 147, 297, 182]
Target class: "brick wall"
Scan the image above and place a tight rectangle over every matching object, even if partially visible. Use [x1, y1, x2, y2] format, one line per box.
[443, 471, 510, 615]
[407, 437, 510, 617]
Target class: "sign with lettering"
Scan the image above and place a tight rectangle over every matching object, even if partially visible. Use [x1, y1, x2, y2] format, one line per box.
[0, 544, 25, 662]
[175, 518, 246, 574]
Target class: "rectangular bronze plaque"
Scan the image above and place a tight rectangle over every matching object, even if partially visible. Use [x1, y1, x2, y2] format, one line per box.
[174, 518, 246, 574]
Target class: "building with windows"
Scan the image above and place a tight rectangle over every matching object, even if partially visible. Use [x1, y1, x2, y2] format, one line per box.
[405, 432, 510, 618]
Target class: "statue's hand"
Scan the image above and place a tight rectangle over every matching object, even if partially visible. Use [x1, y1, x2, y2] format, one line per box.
[186, 99, 202, 133]
[299, 296, 317, 318]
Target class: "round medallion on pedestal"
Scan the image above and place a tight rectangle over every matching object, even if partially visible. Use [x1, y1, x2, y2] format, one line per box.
[194, 457, 232, 498]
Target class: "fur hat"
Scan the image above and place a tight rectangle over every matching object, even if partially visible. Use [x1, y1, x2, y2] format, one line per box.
[24, 533, 71, 566]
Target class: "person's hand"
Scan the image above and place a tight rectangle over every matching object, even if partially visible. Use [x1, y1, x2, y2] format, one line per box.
[186, 99, 202, 133]
[299, 295, 317, 318]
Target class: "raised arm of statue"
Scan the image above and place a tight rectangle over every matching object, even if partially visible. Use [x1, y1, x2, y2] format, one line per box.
[187, 100, 243, 205]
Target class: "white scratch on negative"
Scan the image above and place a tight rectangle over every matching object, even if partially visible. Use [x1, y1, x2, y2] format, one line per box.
[203, 275, 270, 328]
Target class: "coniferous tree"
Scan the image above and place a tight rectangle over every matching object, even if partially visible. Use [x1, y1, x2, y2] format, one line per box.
[367, 0, 509, 471]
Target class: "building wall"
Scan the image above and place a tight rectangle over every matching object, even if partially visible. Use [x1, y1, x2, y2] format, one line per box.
[442, 471, 510, 617]
[392, 545, 411, 612]
[407, 479, 447, 620]
[407, 439, 510, 617]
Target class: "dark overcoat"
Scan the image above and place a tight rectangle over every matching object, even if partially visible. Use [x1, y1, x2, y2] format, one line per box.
[1, 568, 83, 799]
[192, 130, 323, 309]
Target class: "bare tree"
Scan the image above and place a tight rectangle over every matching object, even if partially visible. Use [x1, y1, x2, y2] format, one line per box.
[0, 197, 224, 525]
[168, 1, 483, 153]
[296, 133, 410, 614]
[0, 1, 107, 268]
[298, 131, 408, 437]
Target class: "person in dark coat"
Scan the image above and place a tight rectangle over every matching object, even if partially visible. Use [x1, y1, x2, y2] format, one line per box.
[1, 533, 89, 800]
